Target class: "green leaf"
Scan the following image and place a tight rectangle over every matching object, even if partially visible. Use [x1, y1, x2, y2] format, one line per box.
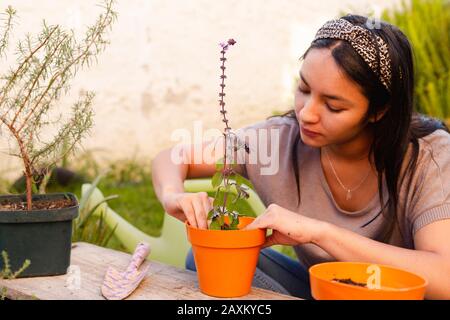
[230, 215, 239, 229]
[213, 191, 225, 208]
[31, 182, 38, 194]
[211, 172, 223, 188]
[224, 193, 237, 212]
[76, 195, 118, 230]
[100, 223, 118, 247]
[79, 171, 110, 212]
[209, 218, 221, 230]
[227, 212, 239, 230]
[228, 173, 237, 183]
[215, 157, 224, 171]
[207, 209, 215, 220]
[235, 173, 254, 189]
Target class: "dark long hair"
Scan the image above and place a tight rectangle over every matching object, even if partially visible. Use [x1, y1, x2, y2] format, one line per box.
[275, 14, 449, 241]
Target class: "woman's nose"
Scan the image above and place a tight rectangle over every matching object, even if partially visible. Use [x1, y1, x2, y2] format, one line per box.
[298, 98, 320, 124]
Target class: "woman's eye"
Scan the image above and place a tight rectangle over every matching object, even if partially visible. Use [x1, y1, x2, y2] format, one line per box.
[298, 86, 309, 94]
[326, 103, 343, 113]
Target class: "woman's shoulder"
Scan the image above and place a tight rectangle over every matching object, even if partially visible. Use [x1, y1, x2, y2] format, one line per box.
[405, 129, 450, 184]
[417, 129, 450, 160]
[401, 129, 450, 236]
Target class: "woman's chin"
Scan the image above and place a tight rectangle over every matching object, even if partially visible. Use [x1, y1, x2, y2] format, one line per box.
[300, 133, 324, 147]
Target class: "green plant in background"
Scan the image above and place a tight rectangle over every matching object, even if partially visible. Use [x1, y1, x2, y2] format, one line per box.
[0, 1, 117, 209]
[382, 0, 450, 125]
[207, 39, 254, 230]
[1, 251, 30, 300]
[72, 173, 118, 247]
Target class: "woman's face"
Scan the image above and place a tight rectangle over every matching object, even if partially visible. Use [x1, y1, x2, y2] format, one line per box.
[294, 47, 371, 148]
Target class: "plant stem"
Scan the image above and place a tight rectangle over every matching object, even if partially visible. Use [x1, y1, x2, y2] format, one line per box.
[219, 47, 231, 221]
[17, 135, 33, 210]
[0, 117, 33, 209]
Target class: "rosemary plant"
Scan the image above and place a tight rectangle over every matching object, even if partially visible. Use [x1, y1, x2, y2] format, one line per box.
[0, 1, 117, 209]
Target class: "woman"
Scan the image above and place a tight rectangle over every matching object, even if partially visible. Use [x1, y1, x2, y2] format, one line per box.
[151, 15, 450, 299]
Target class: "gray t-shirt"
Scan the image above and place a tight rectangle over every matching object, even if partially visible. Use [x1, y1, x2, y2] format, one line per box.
[234, 116, 450, 268]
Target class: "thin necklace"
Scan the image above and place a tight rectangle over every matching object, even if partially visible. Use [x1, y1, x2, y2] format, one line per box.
[323, 147, 371, 201]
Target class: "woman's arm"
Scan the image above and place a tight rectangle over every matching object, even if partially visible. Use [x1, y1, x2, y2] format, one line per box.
[151, 139, 244, 228]
[318, 218, 450, 299]
[151, 146, 189, 202]
[151, 143, 218, 228]
[245, 204, 450, 299]
[152, 139, 236, 200]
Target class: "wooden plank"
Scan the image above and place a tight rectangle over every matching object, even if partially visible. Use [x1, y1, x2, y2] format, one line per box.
[0, 242, 299, 300]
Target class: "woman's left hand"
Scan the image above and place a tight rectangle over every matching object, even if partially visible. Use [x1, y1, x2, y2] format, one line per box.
[243, 203, 326, 248]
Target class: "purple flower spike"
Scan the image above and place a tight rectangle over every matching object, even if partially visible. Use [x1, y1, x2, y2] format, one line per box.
[218, 38, 236, 132]
[220, 39, 236, 51]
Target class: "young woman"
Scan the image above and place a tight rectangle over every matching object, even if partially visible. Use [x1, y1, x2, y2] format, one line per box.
[151, 15, 450, 299]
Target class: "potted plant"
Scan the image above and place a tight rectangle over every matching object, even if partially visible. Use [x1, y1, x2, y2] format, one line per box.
[0, 1, 117, 277]
[185, 39, 266, 298]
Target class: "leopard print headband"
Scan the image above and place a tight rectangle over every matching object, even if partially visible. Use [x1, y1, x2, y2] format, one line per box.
[314, 18, 392, 92]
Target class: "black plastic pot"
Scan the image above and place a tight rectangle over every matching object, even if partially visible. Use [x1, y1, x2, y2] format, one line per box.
[0, 193, 79, 277]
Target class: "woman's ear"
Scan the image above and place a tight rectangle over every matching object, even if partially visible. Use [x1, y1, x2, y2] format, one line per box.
[368, 106, 389, 123]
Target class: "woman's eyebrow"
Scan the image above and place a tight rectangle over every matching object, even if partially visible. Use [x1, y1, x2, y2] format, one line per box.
[299, 71, 353, 106]
[322, 93, 353, 106]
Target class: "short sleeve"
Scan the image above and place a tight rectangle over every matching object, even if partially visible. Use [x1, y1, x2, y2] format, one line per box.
[407, 130, 450, 235]
[232, 116, 298, 179]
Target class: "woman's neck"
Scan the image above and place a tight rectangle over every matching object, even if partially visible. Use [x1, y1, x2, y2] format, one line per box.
[325, 128, 374, 164]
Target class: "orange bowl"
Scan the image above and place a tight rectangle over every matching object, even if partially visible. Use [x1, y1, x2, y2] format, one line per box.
[309, 262, 427, 300]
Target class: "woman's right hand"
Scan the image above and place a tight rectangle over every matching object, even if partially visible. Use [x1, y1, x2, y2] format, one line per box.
[162, 192, 214, 229]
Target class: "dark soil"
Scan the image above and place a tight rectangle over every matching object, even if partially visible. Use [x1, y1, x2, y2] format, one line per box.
[332, 278, 367, 288]
[0, 198, 76, 211]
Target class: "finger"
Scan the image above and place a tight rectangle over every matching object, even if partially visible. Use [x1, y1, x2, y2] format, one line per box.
[179, 201, 197, 228]
[262, 234, 276, 248]
[191, 197, 208, 229]
[201, 194, 213, 218]
[242, 217, 264, 231]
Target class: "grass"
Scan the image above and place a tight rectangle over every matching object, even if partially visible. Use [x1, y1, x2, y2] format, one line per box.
[44, 159, 166, 252]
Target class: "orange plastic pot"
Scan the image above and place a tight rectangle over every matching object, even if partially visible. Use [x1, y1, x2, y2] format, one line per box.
[185, 216, 266, 298]
[309, 262, 428, 300]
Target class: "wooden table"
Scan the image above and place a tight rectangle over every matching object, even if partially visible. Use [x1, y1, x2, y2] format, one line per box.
[0, 242, 299, 300]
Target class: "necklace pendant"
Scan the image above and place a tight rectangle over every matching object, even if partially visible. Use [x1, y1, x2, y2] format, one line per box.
[346, 190, 352, 200]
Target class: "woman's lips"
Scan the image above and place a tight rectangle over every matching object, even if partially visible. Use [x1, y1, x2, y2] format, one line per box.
[301, 126, 321, 138]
